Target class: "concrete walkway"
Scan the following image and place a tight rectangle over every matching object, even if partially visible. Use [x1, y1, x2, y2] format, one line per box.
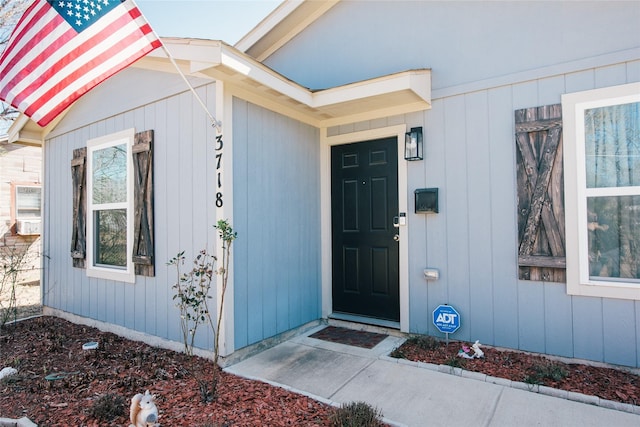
[225, 325, 640, 427]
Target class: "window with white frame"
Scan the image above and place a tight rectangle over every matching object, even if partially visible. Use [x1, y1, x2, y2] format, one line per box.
[562, 82, 640, 299]
[15, 185, 41, 219]
[86, 129, 135, 283]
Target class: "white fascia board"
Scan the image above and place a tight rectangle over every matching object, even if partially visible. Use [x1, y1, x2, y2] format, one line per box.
[311, 71, 431, 109]
[7, 113, 56, 146]
[148, 38, 223, 66]
[220, 45, 313, 105]
[321, 101, 429, 129]
[235, 0, 303, 52]
[7, 114, 30, 143]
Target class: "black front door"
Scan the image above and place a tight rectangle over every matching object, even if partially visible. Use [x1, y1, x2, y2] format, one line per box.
[331, 137, 399, 321]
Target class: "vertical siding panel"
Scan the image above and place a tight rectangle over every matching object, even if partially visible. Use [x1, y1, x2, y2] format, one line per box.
[627, 59, 640, 83]
[52, 135, 61, 311]
[512, 81, 538, 110]
[47, 136, 59, 310]
[247, 103, 265, 344]
[164, 94, 181, 343]
[192, 87, 209, 250]
[423, 99, 448, 336]
[205, 85, 217, 349]
[407, 113, 428, 334]
[443, 95, 471, 339]
[565, 69, 595, 94]
[233, 98, 249, 349]
[465, 91, 494, 343]
[288, 121, 303, 328]
[487, 85, 519, 349]
[602, 300, 636, 366]
[537, 75, 564, 107]
[262, 109, 277, 339]
[517, 281, 545, 352]
[66, 133, 76, 313]
[306, 125, 321, 321]
[543, 284, 573, 357]
[594, 63, 628, 89]
[276, 115, 290, 334]
[80, 127, 92, 317]
[190, 87, 210, 349]
[152, 98, 168, 337]
[572, 297, 604, 361]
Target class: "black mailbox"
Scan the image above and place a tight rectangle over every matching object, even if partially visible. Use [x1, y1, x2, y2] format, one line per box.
[415, 188, 438, 213]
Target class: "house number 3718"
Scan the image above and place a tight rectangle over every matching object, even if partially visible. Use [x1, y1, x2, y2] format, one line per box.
[215, 134, 223, 207]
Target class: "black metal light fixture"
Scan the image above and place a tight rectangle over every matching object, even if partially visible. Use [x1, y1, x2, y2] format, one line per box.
[404, 127, 423, 161]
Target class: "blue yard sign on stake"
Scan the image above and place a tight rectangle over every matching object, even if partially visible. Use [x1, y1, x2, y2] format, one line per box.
[433, 304, 460, 344]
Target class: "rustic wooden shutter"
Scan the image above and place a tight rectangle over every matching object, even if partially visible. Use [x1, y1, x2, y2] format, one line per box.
[515, 104, 565, 282]
[70, 147, 87, 268]
[132, 130, 155, 277]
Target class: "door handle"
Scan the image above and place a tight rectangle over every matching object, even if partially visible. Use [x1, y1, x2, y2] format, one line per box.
[393, 234, 400, 242]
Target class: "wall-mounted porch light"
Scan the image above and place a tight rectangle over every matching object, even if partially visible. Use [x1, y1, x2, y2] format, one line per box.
[404, 127, 423, 161]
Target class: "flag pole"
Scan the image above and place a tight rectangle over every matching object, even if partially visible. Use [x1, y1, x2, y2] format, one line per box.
[132, 0, 221, 131]
[160, 44, 222, 131]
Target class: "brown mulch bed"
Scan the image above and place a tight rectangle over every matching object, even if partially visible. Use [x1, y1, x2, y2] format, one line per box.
[0, 316, 334, 426]
[391, 336, 640, 406]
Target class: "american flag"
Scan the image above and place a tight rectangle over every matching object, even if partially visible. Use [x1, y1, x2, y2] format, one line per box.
[0, 0, 162, 127]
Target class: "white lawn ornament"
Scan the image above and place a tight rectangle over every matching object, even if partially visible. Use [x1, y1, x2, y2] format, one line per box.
[129, 390, 159, 427]
[471, 340, 484, 358]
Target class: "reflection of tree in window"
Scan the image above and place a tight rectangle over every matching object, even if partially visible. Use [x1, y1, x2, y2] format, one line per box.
[92, 143, 127, 268]
[94, 209, 126, 267]
[92, 144, 126, 204]
[585, 102, 640, 280]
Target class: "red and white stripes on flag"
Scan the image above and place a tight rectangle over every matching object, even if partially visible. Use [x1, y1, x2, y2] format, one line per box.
[0, 0, 162, 127]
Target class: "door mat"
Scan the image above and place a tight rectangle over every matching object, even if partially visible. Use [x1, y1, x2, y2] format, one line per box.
[309, 326, 387, 349]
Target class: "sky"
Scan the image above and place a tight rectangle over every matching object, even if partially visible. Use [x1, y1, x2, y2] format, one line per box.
[136, 0, 282, 45]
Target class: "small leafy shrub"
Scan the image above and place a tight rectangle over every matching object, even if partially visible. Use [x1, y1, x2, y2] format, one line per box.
[406, 335, 440, 351]
[389, 347, 405, 359]
[524, 362, 568, 385]
[168, 249, 216, 356]
[329, 401, 384, 427]
[445, 355, 465, 369]
[391, 335, 440, 359]
[0, 244, 30, 328]
[89, 394, 125, 422]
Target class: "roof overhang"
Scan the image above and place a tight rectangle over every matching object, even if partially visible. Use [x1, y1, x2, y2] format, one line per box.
[10, 37, 431, 141]
[137, 38, 431, 128]
[8, 110, 66, 146]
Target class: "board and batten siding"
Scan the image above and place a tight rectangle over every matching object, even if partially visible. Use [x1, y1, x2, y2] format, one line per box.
[43, 78, 220, 352]
[232, 99, 321, 350]
[327, 59, 640, 367]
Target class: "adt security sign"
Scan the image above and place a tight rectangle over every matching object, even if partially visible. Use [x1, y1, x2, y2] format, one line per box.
[433, 304, 460, 334]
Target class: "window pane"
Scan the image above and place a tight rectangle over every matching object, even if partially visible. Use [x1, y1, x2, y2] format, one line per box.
[92, 143, 127, 204]
[587, 195, 640, 281]
[16, 186, 41, 218]
[94, 209, 127, 268]
[584, 102, 640, 189]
